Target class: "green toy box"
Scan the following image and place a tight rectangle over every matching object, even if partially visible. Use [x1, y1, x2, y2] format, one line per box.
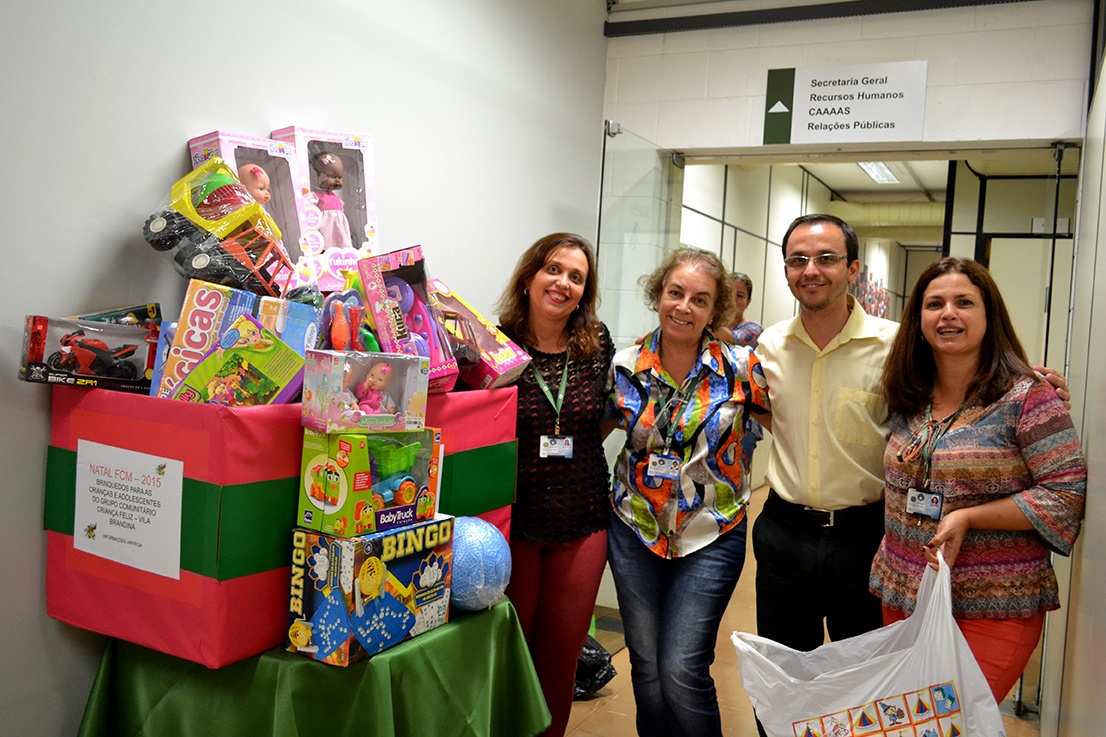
[297, 428, 441, 538]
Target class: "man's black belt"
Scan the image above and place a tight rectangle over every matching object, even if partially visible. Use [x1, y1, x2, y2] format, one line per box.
[763, 489, 882, 529]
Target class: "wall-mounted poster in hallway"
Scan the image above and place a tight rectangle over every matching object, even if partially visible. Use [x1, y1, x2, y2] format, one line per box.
[764, 60, 927, 145]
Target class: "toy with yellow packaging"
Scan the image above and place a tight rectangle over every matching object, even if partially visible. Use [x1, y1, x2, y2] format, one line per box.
[287, 515, 453, 666]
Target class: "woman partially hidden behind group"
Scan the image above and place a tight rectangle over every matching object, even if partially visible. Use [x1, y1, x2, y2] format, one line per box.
[870, 257, 1087, 704]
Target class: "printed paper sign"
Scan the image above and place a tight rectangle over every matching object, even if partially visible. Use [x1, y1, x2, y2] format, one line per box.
[73, 440, 184, 579]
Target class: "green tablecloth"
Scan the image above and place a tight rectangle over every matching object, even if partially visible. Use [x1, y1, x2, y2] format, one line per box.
[78, 599, 550, 737]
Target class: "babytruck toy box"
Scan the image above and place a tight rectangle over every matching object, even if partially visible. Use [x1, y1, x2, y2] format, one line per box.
[298, 428, 441, 538]
[287, 515, 454, 666]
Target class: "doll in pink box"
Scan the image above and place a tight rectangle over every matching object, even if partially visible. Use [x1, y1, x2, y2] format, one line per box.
[338, 360, 395, 418]
[310, 152, 355, 252]
[354, 361, 394, 413]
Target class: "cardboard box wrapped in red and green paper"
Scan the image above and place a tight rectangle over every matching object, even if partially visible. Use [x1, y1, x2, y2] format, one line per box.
[427, 387, 518, 539]
[44, 385, 304, 668]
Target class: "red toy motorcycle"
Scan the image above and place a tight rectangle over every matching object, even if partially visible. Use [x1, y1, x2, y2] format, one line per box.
[46, 330, 139, 379]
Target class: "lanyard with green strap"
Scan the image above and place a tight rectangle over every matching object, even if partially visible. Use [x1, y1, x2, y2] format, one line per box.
[526, 347, 570, 435]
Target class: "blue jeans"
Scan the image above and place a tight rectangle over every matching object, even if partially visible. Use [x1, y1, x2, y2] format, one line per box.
[607, 509, 748, 737]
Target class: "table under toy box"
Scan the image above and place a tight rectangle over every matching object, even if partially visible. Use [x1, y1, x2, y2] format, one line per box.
[44, 385, 304, 668]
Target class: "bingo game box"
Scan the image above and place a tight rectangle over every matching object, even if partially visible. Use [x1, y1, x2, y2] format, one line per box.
[287, 515, 453, 666]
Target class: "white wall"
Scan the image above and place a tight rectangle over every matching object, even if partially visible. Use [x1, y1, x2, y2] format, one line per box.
[0, 2, 608, 734]
[1057, 55, 1106, 737]
[605, 0, 1091, 151]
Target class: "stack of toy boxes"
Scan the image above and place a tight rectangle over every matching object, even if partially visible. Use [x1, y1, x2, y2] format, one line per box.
[291, 306, 452, 665]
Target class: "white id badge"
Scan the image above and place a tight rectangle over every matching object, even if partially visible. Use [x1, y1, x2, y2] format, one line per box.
[647, 452, 682, 480]
[906, 487, 943, 520]
[539, 435, 574, 459]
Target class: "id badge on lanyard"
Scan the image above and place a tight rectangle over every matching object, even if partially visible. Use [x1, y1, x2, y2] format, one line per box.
[906, 487, 943, 520]
[529, 348, 574, 459]
[540, 435, 574, 458]
[647, 452, 682, 480]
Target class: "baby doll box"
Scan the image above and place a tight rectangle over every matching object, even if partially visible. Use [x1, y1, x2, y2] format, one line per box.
[302, 349, 429, 433]
[287, 515, 454, 666]
[358, 246, 460, 393]
[270, 126, 379, 293]
[44, 385, 304, 668]
[426, 387, 517, 539]
[187, 131, 310, 270]
[427, 278, 531, 390]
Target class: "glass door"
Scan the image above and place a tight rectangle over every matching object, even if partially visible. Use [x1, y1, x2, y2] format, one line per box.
[595, 121, 684, 349]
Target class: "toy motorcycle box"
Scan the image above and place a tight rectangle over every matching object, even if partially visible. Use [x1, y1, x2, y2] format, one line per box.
[21, 315, 160, 393]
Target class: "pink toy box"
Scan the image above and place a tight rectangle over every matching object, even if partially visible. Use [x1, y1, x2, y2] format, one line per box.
[172, 313, 305, 407]
[428, 278, 531, 390]
[187, 131, 310, 274]
[297, 428, 442, 538]
[287, 515, 453, 666]
[302, 349, 428, 433]
[358, 246, 459, 393]
[270, 126, 379, 293]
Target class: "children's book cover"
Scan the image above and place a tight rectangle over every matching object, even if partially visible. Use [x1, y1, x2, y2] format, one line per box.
[171, 312, 304, 406]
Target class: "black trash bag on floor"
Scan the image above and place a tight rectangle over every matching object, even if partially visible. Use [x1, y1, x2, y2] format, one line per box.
[573, 635, 617, 700]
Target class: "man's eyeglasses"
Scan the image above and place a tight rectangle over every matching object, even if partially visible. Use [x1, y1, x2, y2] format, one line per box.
[783, 253, 849, 271]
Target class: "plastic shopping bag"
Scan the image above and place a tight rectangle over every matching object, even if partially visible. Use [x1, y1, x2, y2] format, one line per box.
[574, 635, 618, 700]
[732, 553, 1005, 737]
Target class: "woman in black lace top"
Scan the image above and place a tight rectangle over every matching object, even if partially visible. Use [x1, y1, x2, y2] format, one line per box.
[496, 233, 614, 737]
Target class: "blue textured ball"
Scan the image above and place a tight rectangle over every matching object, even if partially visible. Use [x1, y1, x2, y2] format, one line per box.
[450, 516, 512, 611]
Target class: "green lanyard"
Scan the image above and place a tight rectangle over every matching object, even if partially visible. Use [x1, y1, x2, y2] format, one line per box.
[654, 383, 688, 453]
[526, 347, 570, 435]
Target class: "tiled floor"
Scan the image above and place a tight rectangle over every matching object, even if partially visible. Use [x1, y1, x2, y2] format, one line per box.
[565, 487, 1042, 737]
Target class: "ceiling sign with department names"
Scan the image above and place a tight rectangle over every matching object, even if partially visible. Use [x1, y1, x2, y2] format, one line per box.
[763, 61, 927, 145]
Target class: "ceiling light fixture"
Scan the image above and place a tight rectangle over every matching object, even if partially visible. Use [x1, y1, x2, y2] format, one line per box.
[857, 161, 899, 184]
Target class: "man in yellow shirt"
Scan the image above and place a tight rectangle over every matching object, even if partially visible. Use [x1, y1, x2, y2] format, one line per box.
[754, 214, 896, 653]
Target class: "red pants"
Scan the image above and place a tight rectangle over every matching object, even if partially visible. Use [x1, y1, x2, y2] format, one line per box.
[883, 606, 1045, 703]
[507, 530, 608, 737]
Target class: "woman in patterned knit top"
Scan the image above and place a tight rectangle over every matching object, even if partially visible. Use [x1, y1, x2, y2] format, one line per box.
[871, 257, 1086, 704]
[495, 233, 614, 737]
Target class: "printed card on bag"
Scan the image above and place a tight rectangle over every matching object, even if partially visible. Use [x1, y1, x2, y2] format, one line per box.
[733, 554, 1006, 737]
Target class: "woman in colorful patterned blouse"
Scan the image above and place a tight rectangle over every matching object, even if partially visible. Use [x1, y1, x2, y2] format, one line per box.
[603, 247, 769, 737]
[496, 233, 614, 737]
[870, 257, 1086, 704]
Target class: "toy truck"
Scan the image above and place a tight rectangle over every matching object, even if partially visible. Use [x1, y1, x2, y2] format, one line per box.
[143, 156, 294, 297]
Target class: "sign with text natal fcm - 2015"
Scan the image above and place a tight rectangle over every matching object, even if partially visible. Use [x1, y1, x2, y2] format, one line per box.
[764, 61, 927, 145]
